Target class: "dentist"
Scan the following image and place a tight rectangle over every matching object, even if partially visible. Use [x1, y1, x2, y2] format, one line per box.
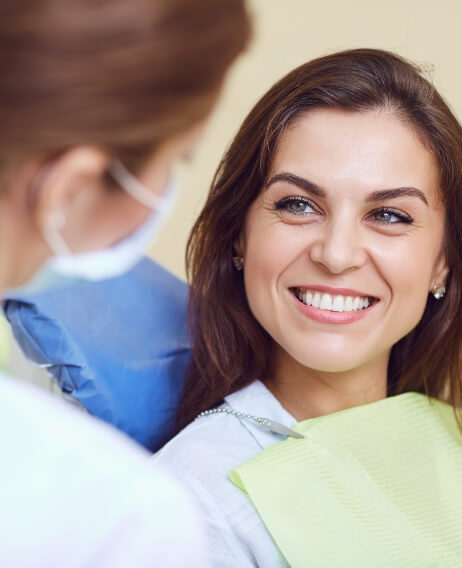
[0, 1, 250, 567]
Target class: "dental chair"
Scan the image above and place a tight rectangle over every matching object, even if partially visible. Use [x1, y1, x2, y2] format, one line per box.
[3, 257, 190, 451]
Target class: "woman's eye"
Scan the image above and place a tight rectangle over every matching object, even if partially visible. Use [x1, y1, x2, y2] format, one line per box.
[370, 208, 413, 225]
[275, 197, 315, 215]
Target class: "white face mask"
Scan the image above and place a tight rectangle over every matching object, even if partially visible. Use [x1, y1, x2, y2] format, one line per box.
[47, 160, 177, 280]
[10, 160, 177, 295]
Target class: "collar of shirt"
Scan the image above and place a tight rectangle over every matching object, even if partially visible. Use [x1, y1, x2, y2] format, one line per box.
[223, 380, 297, 450]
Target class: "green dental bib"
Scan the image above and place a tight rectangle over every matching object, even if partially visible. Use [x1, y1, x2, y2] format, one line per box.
[230, 393, 462, 567]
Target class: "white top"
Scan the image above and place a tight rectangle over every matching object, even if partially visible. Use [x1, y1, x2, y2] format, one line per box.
[0, 371, 209, 568]
[154, 380, 297, 568]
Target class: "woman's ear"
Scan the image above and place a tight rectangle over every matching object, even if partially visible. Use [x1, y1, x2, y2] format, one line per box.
[233, 232, 246, 258]
[430, 250, 449, 291]
[232, 234, 246, 271]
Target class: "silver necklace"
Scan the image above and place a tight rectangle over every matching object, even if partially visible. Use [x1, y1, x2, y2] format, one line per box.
[196, 407, 304, 439]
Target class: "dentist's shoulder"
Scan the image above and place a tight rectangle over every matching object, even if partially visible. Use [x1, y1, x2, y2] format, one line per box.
[0, 372, 207, 567]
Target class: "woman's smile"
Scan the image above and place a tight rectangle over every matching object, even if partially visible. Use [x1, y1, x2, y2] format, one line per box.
[290, 286, 379, 324]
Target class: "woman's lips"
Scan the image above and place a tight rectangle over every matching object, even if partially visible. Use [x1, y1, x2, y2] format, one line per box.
[290, 287, 378, 324]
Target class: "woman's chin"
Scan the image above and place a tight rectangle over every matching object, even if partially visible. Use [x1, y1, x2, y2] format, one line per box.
[294, 358, 364, 374]
[277, 343, 384, 376]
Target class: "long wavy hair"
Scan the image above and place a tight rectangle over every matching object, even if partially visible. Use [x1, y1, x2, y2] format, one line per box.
[176, 48, 462, 433]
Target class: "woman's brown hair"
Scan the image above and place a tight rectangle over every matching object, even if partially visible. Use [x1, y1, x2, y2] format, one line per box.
[177, 48, 462, 432]
[0, 0, 250, 169]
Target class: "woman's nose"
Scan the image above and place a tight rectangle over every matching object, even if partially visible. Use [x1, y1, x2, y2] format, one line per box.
[309, 220, 367, 274]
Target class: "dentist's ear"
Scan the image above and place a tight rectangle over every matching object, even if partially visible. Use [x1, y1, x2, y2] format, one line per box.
[30, 146, 110, 240]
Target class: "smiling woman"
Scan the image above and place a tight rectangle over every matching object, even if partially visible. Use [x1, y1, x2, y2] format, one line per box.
[240, 108, 447, 396]
[154, 49, 462, 567]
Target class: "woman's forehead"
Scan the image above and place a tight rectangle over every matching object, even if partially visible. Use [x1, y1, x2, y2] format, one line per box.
[268, 108, 441, 205]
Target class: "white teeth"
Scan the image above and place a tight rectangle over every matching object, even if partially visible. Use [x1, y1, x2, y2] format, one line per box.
[312, 293, 321, 308]
[320, 294, 332, 310]
[295, 289, 373, 313]
[331, 295, 344, 312]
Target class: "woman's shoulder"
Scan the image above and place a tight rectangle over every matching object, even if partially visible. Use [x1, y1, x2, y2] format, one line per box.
[153, 381, 289, 568]
[155, 405, 261, 482]
[152, 378, 297, 559]
[154, 379, 294, 480]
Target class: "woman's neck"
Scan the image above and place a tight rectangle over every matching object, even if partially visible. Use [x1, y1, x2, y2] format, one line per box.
[264, 349, 389, 422]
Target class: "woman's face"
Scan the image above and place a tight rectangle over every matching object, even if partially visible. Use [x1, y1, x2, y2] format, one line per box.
[238, 109, 447, 376]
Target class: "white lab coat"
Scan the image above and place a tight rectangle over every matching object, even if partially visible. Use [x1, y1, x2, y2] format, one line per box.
[0, 371, 209, 568]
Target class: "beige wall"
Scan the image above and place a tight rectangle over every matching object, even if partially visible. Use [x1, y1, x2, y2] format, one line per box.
[150, 0, 462, 279]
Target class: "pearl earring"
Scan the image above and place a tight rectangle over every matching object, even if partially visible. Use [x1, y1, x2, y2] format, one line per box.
[232, 256, 244, 271]
[431, 285, 446, 300]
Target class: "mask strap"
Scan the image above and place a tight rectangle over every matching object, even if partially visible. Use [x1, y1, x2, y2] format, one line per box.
[42, 211, 71, 256]
[108, 159, 161, 210]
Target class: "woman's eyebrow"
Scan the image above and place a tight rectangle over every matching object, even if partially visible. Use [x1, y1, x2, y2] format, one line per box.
[265, 173, 325, 197]
[265, 173, 428, 206]
[366, 188, 428, 205]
